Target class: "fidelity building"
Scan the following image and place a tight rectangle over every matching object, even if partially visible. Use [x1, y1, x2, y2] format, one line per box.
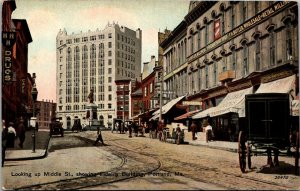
[56, 23, 142, 129]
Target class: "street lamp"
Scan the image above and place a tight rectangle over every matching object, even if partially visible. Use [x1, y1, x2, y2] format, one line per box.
[31, 73, 38, 153]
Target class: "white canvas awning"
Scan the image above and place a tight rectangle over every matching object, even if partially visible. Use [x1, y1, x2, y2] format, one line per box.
[153, 95, 186, 115]
[149, 113, 160, 121]
[192, 107, 217, 119]
[209, 87, 254, 118]
[256, 75, 296, 94]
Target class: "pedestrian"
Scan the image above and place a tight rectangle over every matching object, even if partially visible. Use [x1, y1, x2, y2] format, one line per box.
[6, 122, 16, 148]
[2, 120, 8, 167]
[176, 124, 181, 145]
[128, 121, 133, 138]
[158, 120, 164, 141]
[17, 117, 26, 149]
[205, 121, 213, 143]
[190, 121, 197, 140]
[93, 126, 105, 146]
[134, 121, 139, 137]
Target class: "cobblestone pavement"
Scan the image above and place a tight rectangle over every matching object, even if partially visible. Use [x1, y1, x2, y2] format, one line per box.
[2, 131, 300, 190]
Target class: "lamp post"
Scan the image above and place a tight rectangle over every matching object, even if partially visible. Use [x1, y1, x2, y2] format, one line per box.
[31, 73, 38, 153]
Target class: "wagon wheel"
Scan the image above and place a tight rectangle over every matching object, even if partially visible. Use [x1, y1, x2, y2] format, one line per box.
[247, 142, 251, 169]
[238, 131, 246, 173]
[295, 131, 299, 176]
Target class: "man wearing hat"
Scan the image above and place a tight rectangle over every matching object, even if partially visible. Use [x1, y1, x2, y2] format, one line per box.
[6, 122, 16, 148]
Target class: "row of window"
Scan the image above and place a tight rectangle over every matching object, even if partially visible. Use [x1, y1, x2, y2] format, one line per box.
[60, 32, 137, 46]
[60, 103, 114, 111]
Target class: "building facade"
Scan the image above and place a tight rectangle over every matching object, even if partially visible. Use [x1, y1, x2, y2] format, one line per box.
[160, 1, 298, 141]
[36, 100, 56, 130]
[2, 0, 34, 128]
[56, 23, 142, 129]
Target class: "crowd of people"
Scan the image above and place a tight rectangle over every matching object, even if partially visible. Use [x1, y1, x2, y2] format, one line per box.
[2, 117, 30, 167]
[110, 119, 188, 145]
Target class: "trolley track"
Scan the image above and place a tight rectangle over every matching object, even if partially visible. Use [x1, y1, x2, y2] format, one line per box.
[15, 134, 162, 190]
[104, 133, 296, 190]
[13, 132, 298, 190]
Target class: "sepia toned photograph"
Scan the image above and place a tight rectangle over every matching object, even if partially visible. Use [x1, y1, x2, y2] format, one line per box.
[1, 0, 300, 190]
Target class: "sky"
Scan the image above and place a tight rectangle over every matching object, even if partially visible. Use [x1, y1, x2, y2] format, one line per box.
[12, 0, 189, 102]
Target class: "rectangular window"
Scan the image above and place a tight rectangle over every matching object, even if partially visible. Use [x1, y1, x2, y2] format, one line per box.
[270, 31, 276, 66]
[286, 23, 292, 60]
[108, 42, 112, 48]
[190, 35, 194, 55]
[108, 33, 112, 38]
[231, 5, 235, 29]
[108, 94, 112, 101]
[108, 77, 112, 83]
[232, 50, 236, 70]
[242, 2, 247, 23]
[108, 51, 112, 57]
[108, 68, 112, 74]
[255, 1, 259, 14]
[144, 87, 147, 97]
[205, 65, 209, 88]
[108, 59, 112, 65]
[255, 40, 261, 70]
[214, 19, 221, 40]
[197, 31, 201, 50]
[90, 36, 96, 41]
[205, 25, 209, 45]
[243, 46, 248, 75]
[108, 86, 112, 91]
[108, 103, 112, 109]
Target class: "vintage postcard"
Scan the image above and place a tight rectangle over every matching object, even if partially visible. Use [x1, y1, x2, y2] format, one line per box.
[1, 0, 300, 190]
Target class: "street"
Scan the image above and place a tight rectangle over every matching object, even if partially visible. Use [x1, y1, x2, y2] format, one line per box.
[2, 131, 300, 190]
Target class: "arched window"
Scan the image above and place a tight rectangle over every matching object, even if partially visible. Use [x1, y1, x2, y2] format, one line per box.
[243, 44, 249, 75]
[205, 63, 209, 88]
[268, 26, 276, 66]
[213, 61, 218, 86]
[255, 38, 261, 71]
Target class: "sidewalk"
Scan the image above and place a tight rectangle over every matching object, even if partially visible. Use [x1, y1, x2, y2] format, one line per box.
[169, 131, 238, 152]
[188, 139, 237, 152]
[5, 129, 50, 161]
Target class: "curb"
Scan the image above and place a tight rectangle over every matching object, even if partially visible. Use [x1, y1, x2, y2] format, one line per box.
[5, 135, 51, 161]
[188, 141, 238, 153]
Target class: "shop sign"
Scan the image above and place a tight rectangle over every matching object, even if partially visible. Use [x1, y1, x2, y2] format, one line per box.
[2, 32, 16, 83]
[188, 1, 292, 63]
[182, 101, 202, 106]
[21, 78, 26, 93]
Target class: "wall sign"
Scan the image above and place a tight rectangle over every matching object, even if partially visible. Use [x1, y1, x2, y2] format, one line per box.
[2, 32, 16, 83]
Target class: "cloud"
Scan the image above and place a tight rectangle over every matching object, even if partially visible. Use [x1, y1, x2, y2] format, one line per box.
[66, 6, 139, 33]
[25, 9, 63, 40]
[142, 28, 159, 61]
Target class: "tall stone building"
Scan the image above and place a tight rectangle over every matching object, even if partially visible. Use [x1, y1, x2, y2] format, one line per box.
[56, 23, 142, 129]
[160, 1, 298, 141]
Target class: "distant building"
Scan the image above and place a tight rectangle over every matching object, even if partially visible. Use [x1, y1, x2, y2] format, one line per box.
[56, 23, 142, 129]
[36, 100, 56, 129]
